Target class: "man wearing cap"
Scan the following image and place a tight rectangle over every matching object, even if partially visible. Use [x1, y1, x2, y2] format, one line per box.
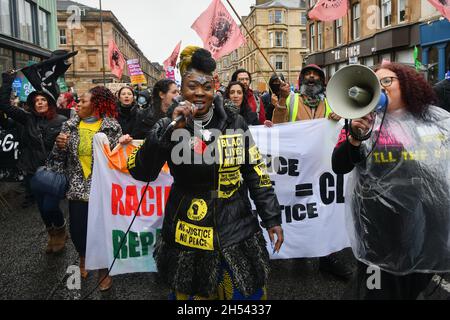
[271, 65, 353, 280]
[272, 64, 340, 123]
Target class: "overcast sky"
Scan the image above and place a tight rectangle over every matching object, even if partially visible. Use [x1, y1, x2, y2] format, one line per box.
[73, 0, 256, 64]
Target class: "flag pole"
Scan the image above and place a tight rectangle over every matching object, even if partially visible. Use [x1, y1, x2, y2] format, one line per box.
[99, 0, 106, 86]
[225, 0, 278, 75]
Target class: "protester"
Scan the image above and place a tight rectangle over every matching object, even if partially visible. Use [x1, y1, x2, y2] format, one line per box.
[224, 81, 259, 126]
[0, 110, 24, 182]
[136, 89, 151, 110]
[57, 92, 77, 119]
[116, 85, 143, 136]
[272, 64, 340, 123]
[50, 86, 122, 291]
[270, 64, 352, 280]
[130, 79, 179, 140]
[261, 73, 285, 122]
[332, 62, 450, 299]
[0, 71, 68, 253]
[127, 46, 283, 300]
[231, 68, 266, 124]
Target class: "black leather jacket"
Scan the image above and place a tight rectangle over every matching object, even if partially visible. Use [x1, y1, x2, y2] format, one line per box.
[128, 100, 281, 251]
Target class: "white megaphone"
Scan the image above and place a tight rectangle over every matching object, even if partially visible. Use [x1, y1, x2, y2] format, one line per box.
[326, 64, 388, 119]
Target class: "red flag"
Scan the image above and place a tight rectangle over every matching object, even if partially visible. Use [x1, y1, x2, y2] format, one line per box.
[308, 0, 349, 22]
[164, 41, 182, 70]
[108, 39, 125, 79]
[191, 0, 246, 60]
[428, 0, 450, 21]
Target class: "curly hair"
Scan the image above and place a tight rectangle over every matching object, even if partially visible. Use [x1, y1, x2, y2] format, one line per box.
[88, 86, 118, 119]
[179, 46, 216, 76]
[374, 63, 437, 117]
[225, 81, 253, 117]
[225, 81, 248, 107]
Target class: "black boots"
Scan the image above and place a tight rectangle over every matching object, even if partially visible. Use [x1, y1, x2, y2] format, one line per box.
[319, 253, 353, 280]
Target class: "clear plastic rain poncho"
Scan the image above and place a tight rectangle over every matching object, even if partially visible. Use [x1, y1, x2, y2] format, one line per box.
[346, 105, 450, 275]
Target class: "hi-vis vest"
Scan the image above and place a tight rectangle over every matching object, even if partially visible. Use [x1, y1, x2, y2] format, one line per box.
[286, 93, 332, 122]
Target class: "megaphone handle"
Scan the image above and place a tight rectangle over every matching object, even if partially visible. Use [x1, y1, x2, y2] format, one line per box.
[349, 119, 372, 141]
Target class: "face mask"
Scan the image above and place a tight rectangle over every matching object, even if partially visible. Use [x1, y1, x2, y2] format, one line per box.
[137, 96, 147, 106]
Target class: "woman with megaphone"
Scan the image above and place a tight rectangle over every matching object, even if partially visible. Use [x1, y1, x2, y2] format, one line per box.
[332, 62, 450, 300]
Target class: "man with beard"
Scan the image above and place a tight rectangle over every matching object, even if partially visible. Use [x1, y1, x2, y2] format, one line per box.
[272, 64, 340, 123]
[271, 65, 353, 281]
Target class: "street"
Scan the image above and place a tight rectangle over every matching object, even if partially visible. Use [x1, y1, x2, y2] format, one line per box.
[1, 182, 449, 300]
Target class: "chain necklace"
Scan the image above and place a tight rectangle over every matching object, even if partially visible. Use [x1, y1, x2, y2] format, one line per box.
[189, 104, 214, 141]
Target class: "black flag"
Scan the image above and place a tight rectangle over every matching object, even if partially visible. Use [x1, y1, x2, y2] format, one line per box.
[21, 50, 78, 101]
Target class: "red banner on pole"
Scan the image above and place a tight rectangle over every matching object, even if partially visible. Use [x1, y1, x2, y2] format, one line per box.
[108, 39, 125, 79]
[308, 0, 348, 22]
[191, 0, 246, 60]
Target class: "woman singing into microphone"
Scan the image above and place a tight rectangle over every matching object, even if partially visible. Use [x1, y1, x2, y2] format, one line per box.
[127, 46, 283, 300]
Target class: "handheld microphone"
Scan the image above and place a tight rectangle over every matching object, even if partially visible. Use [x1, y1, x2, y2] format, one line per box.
[168, 96, 186, 128]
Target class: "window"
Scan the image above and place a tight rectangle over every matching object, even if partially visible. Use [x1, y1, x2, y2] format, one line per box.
[59, 29, 67, 45]
[309, 0, 316, 8]
[17, 0, 34, 43]
[0, 0, 11, 36]
[317, 23, 323, 50]
[38, 9, 49, 48]
[398, 0, 406, 23]
[300, 12, 307, 25]
[310, 24, 315, 51]
[269, 12, 273, 24]
[275, 55, 284, 70]
[353, 3, 360, 40]
[300, 0, 307, 9]
[335, 18, 343, 46]
[88, 53, 97, 70]
[275, 10, 283, 24]
[301, 31, 307, 47]
[87, 27, 96, 41]
[381, 0, 392, 27]
[275, 31, 284, 47]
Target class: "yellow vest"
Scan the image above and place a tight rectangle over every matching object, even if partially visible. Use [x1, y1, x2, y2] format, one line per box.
[286, 93, 332, 122]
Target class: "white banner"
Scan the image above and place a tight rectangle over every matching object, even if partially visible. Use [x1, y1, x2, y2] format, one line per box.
[249, 119, 350, 259]
[86, 119, 350, 274]
[86, 134, 172, 275]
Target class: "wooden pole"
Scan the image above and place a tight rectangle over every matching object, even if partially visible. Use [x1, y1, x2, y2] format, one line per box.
[226, 0, 278, 75]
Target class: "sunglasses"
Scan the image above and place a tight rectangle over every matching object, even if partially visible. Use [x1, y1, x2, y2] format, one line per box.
[379, 76, 398, 87]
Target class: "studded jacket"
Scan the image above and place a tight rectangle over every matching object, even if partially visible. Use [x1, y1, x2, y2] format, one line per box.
[127, 101, 281, 252]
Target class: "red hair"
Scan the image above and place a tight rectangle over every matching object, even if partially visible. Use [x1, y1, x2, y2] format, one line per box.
[33, 94, 57, 120]
[88, 86, 118, 119]
[62, 92, 76, 109]
[374, 63, 438, 117]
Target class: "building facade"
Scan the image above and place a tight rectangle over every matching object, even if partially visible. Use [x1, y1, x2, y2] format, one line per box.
[419, 2, 450, 82]
[56, 0, 162, 94]
[217, 0, 309, 91]
[305, 0, 448, 82]
[0, 0, 58, 71]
